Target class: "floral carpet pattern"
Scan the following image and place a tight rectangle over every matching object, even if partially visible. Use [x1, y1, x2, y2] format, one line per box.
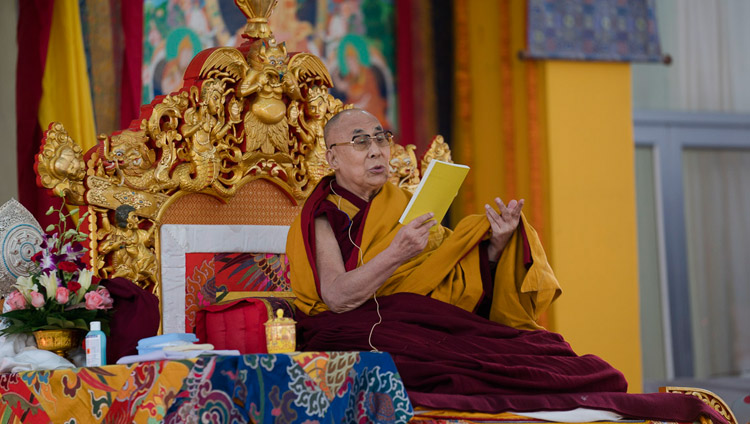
[164, 351, 412, 424]
[0, 352, 412, 424]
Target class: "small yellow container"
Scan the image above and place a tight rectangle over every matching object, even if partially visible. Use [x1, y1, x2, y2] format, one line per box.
[264, 309, 296, 353]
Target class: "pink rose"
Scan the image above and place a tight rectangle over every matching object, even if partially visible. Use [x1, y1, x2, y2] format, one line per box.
[96, 287, 114, 309]
[55, 287, 70, 304]
[84, 291, 110, 310]
[30, 291, 45, 309]
[5, 291, 27, 311]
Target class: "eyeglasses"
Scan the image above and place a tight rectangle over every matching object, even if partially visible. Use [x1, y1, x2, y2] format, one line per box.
[328, 131, 393, 151]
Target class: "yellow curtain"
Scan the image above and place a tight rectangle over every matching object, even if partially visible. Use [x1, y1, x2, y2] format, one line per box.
[451, 0, 642, 390]
[38, 0, 97, 153]
[452, 0, 550, 327]
[452, 0, 548, 242]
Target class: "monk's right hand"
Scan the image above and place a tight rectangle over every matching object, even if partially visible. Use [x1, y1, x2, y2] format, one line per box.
[388, 213, 437, 263]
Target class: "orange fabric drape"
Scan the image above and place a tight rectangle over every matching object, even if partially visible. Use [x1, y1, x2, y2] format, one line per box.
[452, 0, 475, 218]
[451, 0, 550, 327]
[452, 1, 547, 246]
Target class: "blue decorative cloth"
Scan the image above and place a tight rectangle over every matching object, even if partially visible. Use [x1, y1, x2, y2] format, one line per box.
[527, 0, 663, 62]
[164, 352, 413, 424]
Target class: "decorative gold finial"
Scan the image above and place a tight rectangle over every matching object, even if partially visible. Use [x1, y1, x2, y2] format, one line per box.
[234, 0, 278, 39]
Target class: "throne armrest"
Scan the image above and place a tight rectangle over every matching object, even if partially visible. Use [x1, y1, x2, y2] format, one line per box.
[660, 386, 738, 424]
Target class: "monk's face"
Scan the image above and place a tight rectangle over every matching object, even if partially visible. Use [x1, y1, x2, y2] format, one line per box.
[326, 111, 390, 200]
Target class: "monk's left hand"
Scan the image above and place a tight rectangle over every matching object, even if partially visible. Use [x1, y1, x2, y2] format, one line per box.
[485, 197, 524, 262]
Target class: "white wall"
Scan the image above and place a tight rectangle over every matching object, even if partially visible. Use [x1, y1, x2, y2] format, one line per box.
[0, 1, 18, 203]
[633, 0, 750, 112]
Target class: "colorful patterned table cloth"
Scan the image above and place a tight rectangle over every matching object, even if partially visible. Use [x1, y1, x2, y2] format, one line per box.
[0, 351, 413, 424]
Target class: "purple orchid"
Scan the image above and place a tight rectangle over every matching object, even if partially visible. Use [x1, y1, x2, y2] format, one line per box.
[61, 242, 86, 262]
[38, 251, 57, 274]
[40, 233, 60, 254]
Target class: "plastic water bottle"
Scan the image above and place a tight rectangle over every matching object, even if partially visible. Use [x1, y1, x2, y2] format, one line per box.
[85, 321, 106, 366]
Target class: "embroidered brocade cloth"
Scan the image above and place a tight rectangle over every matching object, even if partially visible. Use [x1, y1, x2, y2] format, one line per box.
[0, 352, 412, 423]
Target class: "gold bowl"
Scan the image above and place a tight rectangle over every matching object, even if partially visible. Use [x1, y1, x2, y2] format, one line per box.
[33, 329, 84, 357]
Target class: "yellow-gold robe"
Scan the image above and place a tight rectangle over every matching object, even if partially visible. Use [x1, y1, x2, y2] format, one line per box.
[287, 178, 560, 330]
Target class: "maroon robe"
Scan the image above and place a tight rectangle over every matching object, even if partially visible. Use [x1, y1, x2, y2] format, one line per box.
[295, 179, 727, 423]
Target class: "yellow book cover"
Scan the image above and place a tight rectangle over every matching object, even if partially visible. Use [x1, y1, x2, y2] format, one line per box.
[399, 160, 470, 225]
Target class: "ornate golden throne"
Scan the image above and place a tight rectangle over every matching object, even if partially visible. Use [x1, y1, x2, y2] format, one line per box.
[32, 1, 737, 423]
[34, 0, 448, 340]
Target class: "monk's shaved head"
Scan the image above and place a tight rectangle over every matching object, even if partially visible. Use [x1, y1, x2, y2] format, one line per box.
[322, 108, 389, 201]
[324, 108, 379, 148]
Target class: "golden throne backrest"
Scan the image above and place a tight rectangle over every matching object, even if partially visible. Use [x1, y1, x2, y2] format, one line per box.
[34, 24, 343, 298]
[160, 179, 301, 226]
[158, 176, 300, 334]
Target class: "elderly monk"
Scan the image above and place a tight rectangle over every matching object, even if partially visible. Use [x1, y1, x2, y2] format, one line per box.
[286, 109, 726, 423]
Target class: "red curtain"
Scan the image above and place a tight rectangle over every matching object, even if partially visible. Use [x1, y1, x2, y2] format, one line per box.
[120, 0, 144, 129]
[16, 0, 59, 229]
[395, 1, 415, 148]
[395, 1, 445, 160]
[16, 0, 143, 225]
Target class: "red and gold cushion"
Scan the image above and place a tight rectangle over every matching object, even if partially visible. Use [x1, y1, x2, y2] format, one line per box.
[193, 297, 294, 353]
[183, 251, 294, 354]
[159, 224, 290, 334]
[184, 252, 291, 332]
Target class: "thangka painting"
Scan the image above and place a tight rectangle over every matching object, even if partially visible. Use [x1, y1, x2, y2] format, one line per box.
[526, 0, 663, 62]
[143, 0, 398, 129]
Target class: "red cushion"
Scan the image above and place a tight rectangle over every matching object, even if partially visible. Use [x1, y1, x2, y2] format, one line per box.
[194, 297, 294, 354]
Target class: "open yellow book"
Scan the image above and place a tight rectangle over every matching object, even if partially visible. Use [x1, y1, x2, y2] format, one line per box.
[399, 160, 470, 225]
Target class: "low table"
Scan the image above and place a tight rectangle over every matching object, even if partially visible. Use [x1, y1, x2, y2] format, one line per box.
[0, 351, 412, 423]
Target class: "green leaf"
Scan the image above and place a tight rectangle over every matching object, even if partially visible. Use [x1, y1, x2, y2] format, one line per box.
[45, 224, 56, 232]
[71, 319, 88, 330]
[37, 324, 62, 330]
[46, 316, 64, 327]
[46, 206, 56, 216]
[76, 211, 90, 230]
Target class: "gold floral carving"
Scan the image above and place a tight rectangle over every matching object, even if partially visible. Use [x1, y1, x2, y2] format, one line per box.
[95, 208, 158, 288]
[389, 135, 454, 193]
[35, 1, 453, 301]
[388, 143, 419, 191]
[420, 135, 453, 174]
[660, 386, 738, 424]
[85, 176, 168, 220]
[35, 123, 87, 205]
[34, 3, 348, 294]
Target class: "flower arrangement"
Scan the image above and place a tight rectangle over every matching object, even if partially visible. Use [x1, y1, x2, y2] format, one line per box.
[0, 204, 112, 335]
